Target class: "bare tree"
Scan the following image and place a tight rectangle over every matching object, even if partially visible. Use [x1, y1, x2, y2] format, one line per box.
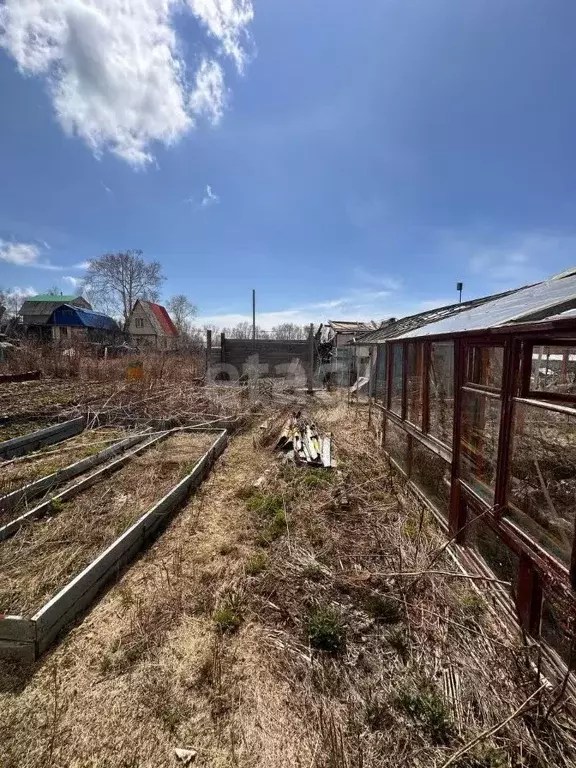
[225, 321, 270, 339]
[83, 250, 164, 326]
[0, 288, 32, 318]
[166, 294, 198, 335]
[270, 322, 309, 340]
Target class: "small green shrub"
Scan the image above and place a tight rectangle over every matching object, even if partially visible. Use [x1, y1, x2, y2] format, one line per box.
[460, 592, 486, 624]
[301, 469, 334, 488]
[48, 498, 64, 514]
[306, 606, 345, 653]
[364, 595, 402, 624]
[387, 627, 410, 662]
[235, 485, 256, 501]
[214, 605, 242, 634]
[403, 517, 419, 538]
[453, 745, 508, 767]
[302, 563, 324, 581]
[246, 551, 268, 575]
[246, 492, 285, 518]
[395, 683, 453, 744]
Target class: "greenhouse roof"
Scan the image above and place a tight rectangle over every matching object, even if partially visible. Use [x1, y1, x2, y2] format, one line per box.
[393, 272, 576, 340]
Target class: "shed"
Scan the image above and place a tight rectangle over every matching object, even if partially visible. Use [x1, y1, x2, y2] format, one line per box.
[20, 294, 92, 328]
[47, 304, 119, 332]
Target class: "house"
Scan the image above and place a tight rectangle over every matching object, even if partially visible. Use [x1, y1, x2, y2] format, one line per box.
[126, 299, 179, 350]
[46, 304, 120, 343]
[360, 268, 576, 671]
[319, 320, 379, 348]
[20, 294, 92, 339]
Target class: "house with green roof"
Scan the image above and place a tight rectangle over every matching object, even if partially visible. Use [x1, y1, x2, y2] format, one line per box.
[20, 293, 92, 338]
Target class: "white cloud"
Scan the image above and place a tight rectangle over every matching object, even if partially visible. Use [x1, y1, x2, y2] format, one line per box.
[353, 267, 403, 292]
[73, 261, 91, 270]
[0, 240, 40, 267]
[186, 0, 254, 74]
[189, 59, 226, 126]
[63, 275, 83, 289]
[0, 239, 62, 270]
[195, 290, 450, 331]
[201, 184, 220, 207]
[462, 232, 576, 288]
[101, 182, 112, 194]
[0, 0, 253, 167]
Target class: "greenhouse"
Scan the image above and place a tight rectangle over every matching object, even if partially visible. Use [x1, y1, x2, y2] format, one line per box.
[363, 272, 576, 668]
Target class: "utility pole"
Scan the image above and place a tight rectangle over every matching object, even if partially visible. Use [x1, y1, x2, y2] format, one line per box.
[456, 281, 463, 304]
[252, 288, 256, 343]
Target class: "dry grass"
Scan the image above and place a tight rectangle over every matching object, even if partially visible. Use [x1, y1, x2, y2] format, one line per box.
[0, 396, 575, 768]
[235, 399, 576, 768]
[0, 431, 215, 616]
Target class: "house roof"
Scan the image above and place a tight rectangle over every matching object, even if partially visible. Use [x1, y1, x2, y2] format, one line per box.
[20, 295, 92, 323]
[134, 300, 178, 337]
[47, 304, 119, 332]
[328, 320, 379, 333]
[26, 294, 78, 303]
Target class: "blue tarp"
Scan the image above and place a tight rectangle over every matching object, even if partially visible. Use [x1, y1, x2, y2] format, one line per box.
[47, 304, 119, 332]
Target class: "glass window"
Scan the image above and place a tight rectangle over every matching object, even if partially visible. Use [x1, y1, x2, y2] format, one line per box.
[390, 344, 403, 416]
[411, 440, 451, 518]
[531, 345, 576, 394]
[541, 597, 575, 667]
[466, 346, 504, 390]
[373, 346, 387, 402]
[460, 390, 501, 504]
[429, 342, 454, 446]
[385, 418, 408, 473]
[506, 401, 576, 567]
[468, 514, 519, 588]
[406, 343, 424, 427]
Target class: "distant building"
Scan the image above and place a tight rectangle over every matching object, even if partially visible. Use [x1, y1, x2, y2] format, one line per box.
[319, 320, 379, 348]
[126, 299, 179, 350]
[46, 304, 120, 343]
[20, 294, 92, 339]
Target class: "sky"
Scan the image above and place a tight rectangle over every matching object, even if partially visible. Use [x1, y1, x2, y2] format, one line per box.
[1, 0, 576, 330]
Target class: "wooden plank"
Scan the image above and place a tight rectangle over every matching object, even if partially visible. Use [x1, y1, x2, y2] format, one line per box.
[0, 638, 36, 661]
[0, 616, 36, 642]
[0, 432, 147, 515]
[0, 416, 86, 460]
[0, 431, 168, 542]
[0, 371, 41, 384]
[33, 430, 228, 653]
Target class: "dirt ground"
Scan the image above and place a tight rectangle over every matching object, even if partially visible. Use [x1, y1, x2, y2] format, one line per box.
[1, 399, 575, 768]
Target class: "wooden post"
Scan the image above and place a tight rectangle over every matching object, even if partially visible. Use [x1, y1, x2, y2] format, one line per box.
[307, 323, 314, 394]
[206, 329, 212, 376]
[220, 332, 225, 365]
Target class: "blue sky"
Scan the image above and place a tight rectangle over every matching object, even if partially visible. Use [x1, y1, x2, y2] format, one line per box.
[1, 0, 576, 328]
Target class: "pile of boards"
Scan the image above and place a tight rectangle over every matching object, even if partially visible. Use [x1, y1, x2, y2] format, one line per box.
[275, 412, 333, 468]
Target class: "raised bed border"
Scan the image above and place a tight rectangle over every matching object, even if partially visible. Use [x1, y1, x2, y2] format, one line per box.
[0, 430, 167, 542]
[0, 427, 228, 660]
[0, 416, 86, 460]
[0, 430, 150, 520]
[0, 371, 41, 384]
